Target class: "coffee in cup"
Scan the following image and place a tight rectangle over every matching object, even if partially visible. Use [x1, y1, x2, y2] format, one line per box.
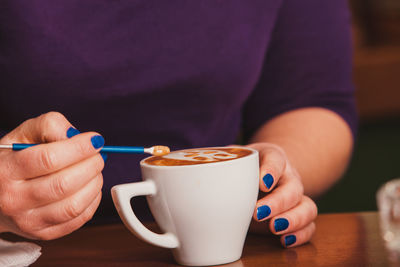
[112, 146, 259, 266]
[144, 147, 252, 166]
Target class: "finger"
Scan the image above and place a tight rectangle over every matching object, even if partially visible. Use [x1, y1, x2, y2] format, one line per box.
[32, 192, 102, 240]
[270, 196, 317, 234]
[247, 143, 286, 192]
[0, 112, 75, 145]
[280, 222, 316, 248]
[253, 171, 303, 221]
[10, 132, 105, 179]
[20, 154, 104, 209]
[29, 173, 103, 228]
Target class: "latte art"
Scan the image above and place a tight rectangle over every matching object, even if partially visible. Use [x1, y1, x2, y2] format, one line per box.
[144, 147, 252, 166]
[163, 149, 237, 162]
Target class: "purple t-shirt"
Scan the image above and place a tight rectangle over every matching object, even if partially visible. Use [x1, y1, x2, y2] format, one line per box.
[0, 0, 357, 223]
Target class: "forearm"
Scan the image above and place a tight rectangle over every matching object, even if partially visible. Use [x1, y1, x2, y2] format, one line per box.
[249, 107, 354, 198]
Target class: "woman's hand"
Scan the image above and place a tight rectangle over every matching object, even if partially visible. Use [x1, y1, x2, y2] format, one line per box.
[0, 112, 105, 240]
[246, 143, 317, 248]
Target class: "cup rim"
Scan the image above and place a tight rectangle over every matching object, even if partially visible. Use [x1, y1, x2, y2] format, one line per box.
[140, 146, 258, 170]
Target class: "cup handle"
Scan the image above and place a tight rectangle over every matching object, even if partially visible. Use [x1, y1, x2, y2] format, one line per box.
[111, 181, 179, 249]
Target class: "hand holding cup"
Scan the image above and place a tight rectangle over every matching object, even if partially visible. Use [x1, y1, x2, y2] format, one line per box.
[247, 142, 318, 247]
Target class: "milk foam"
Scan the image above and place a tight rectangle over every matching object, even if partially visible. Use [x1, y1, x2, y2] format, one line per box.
[162, 149, 238, 162]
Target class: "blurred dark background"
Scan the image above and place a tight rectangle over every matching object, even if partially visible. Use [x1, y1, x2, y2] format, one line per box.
[317, 0, 400, 213]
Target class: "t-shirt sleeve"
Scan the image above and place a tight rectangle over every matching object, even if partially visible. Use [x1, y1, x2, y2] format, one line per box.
[243, 0, 358, 141]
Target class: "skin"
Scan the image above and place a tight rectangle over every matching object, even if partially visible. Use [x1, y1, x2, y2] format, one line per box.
[245, 107, 354, 247]
[0, 112, 104, 240]
[0, 107, 353, 246]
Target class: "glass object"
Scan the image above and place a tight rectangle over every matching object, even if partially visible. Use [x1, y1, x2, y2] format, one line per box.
[377, 178, 400, 260]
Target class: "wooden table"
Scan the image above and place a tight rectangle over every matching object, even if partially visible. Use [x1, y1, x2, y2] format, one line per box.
[2, 212, 396, 266]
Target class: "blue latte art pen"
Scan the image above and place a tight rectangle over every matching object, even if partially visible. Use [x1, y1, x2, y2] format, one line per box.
[0, 144, 170, 156]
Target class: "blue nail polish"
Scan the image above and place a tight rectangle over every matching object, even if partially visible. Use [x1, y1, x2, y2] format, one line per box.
[101, 153, 108, 163]
[66, 127, 80, 138]
[274, 218, 289, 232]
[263, 173, 274, 189]
[285, 235, 296, 247]
[91, 135, 105, 149]
[256, 205, 271, 220]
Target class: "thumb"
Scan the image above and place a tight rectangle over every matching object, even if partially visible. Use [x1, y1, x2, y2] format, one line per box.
[1, 112, 76, 144]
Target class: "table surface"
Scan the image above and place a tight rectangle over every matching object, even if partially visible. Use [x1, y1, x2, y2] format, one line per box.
[2, 211, 396, 266]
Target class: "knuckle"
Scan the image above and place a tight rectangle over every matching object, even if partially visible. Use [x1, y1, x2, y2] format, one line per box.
[294, 190, 303, 206]
[89, 155, 105, 175]
[81, 208, 95, 224]
[309, 222, 316, 234]
[266, 143, 286, 159]
[74, 140, 89, 157]
[64, 199, 82, 219]
[94, 174, 104, 192]
[289, 215, 298, 229]
[15, 211, 39, 235]
[298, 183, 305, 197]
[302, 222, 316, 241]
[99, 174, 104, 188]
[276, 195, 288, 212]
[29, 184, 48, 204]
[38, 112, 67, 140]
[260, 156, 277, 171]
[80, 193, 101, 224]
[40, 112, 66, 126]
[290, 177, 304, 200]
[96, 155, 105, 171]
[296, 183, 304, 202]
[260, 145, 287, 175]
[274, 145, 286, 158]
[0, 186, 18, 216]
[295, 212, 309, 229]
[39, 149, 58, 170]
[50, 175, 69, 199]
[0, 199, 15, 216]
[305, 197, 318, 217]
[276, 188, 301, 213]
[82, 195, 100, 224]
[16, 219, 34, 235]
[90, 153, 104, 173]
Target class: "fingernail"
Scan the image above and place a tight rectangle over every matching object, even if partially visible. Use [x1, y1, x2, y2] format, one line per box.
[256, 205, 271, 220]
[91, 135, 105, 149]
[284, 235, 296, 247]
[274, 218, 289, 232]
[263, 173, 274, 189]
[66, 127, 80, 138]
[101, 153, 108, 163]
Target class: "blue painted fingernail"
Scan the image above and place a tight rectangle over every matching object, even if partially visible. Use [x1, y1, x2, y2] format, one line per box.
[274, 218, 289, 232]
[66, 127, 80, 138]
[256, 205, 271, 220]
[101, 153, 108, 163]
[263, 173, 274, 189]
[91, 135, 104, 149]
[284, 235, 296, 247]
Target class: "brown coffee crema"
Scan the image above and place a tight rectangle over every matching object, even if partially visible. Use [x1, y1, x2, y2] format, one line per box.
[144, 147, 252, 166]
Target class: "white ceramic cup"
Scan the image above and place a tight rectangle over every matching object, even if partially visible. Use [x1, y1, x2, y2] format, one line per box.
[111, 147, 259, 266]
